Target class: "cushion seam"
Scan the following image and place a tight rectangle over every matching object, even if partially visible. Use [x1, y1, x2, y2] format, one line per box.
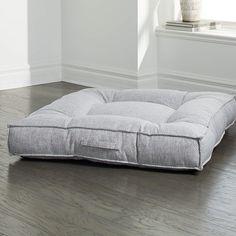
[181, 92, 189, 105]
[95, 89, 111, 103]
[30, 108, 70, 117]
[197, 139, 202, 170]
[8, 125, 202, 140]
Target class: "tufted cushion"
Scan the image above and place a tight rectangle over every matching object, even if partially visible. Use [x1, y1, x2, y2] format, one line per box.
[8, 89, 236, 171]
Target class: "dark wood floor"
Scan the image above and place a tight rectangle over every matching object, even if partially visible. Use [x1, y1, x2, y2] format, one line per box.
[0, 82, 236, 236]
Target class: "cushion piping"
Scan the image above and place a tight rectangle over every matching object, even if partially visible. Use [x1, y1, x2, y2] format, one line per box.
[8, 125, 203, 140]
[11, 154, 202, 171]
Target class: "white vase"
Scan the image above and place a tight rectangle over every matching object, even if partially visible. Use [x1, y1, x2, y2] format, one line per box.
[180, 0, 202, 22]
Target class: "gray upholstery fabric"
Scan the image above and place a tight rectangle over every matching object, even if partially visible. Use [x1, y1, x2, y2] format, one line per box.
[8, 89, 236, 171]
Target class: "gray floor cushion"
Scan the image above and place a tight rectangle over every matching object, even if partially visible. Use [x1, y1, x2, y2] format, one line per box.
[8, 89, 236, 171]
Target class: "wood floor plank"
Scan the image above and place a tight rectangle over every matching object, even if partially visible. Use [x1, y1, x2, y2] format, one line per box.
[0, 82, 236, 236]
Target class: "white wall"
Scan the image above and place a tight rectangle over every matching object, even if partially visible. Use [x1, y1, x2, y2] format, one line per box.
[0, 0, 61, 90]
[156, 29, 236, 93]
[62, 0, 137, 73]
[62, 0, 139, 88]
[0, 0, 182, 90]
[157, 0, 181, 26]
[137, 0, 159, 88]
[28, 0, 61, 66]
[0, 1, 28, 71]
[62, 0, 165, 88]
[155, 1, 236, 93]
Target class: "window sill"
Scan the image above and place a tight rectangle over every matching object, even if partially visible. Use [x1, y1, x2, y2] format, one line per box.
[156, 27, 236, 46]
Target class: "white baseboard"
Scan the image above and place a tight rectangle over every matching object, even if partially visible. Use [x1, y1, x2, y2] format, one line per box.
[158, 70, 236, 94]
[5, 63, 234, 93]
[62, 64, 136, 89]
[62, 64, 158, 89]
[137, 74, 158, 89]
[0, 64, 61, 91]
[0, 63, 158, 90]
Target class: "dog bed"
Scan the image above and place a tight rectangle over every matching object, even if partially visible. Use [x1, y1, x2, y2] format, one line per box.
[8, 89, 236, 171]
